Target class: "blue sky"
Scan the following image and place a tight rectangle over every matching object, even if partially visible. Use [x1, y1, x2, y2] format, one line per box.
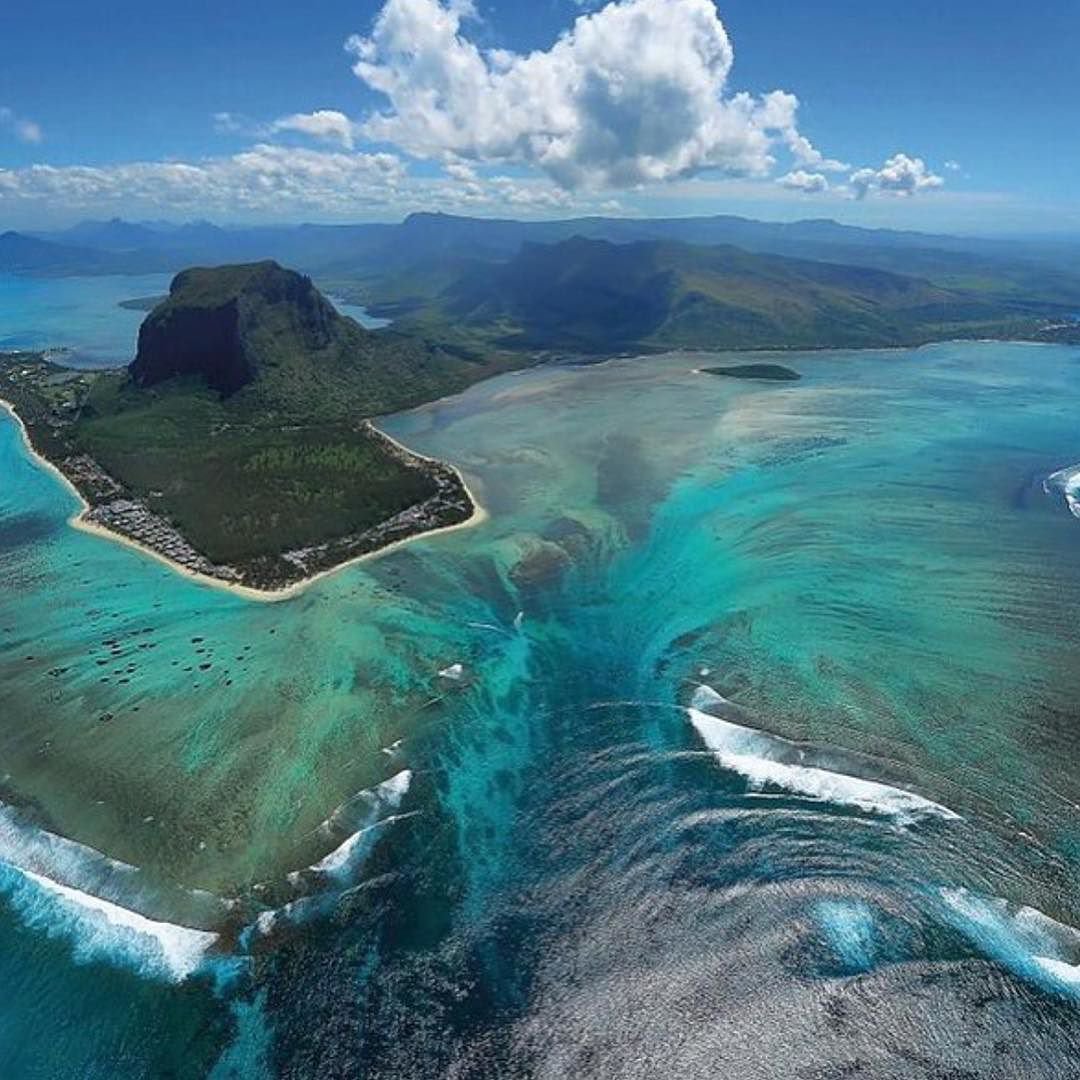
[1, 0, 1076, 233]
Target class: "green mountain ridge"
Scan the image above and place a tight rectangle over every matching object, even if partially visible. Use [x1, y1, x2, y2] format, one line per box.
[8, 212, 1080, 317]
[405, 236, 1038, 353]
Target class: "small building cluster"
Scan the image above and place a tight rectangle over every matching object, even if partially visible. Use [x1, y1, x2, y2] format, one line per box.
[84, 499, 241, 582]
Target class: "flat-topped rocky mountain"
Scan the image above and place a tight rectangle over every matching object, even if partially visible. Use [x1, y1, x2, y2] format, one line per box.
[131, 262, 340, 397]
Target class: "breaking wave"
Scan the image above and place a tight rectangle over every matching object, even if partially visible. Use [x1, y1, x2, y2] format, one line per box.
[0, 862, 217, 982]
[688, 685, 959, 824]
[1044, 463, 1080, 519]
[939, 887, 1080, 999]
[0, 801, 229, 982]
[297, 769, 413, 881]
[248, 770, 415, 943]
[0, 801, 228, 925]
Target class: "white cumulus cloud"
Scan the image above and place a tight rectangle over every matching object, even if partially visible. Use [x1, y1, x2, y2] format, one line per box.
[346, 0, 828, 190]
[0, 145, 404, 218]
[777, 169, 829, 194]
[850, 153, 944, 199]
[271, 109, 358, 149]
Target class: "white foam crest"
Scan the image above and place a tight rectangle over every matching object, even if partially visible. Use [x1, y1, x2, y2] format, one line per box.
[0, 802, 137, 888]
[0, 802, 228, 925]
[309, 813, 416, 878]
[467, 620, 515, 637]
[319, 769, 413, 837]
[940, 887, 1080, 998]
[1044, 464, 1080, 519]
[688, 687, 958, 823]
[1033, 955, 1080, 986]
[0, 863, 216, 982]
[292, 770, 414, 885]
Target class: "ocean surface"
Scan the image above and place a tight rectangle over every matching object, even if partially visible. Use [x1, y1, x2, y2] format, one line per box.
[2, 325, 1080, 1076]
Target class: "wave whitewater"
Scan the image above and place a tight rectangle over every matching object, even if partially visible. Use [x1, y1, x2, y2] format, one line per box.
[251, 770, 415, 940]
[687, 684, 959, 823]
[0, 801, 225, 982]
[939, 887, 1080, 999]
[1044, 463, 1080, 518]
[296, 769, 413, 881]
[0, 863, 217, 982]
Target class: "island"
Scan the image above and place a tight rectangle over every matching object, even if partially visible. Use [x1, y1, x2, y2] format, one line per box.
[117, 295, 166, 312]
[0, 261, 504, 594]
[700, 363, 802, 381]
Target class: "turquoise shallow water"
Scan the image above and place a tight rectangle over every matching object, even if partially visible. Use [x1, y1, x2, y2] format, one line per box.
[2, 338, 1080, 1076]
[0, 273, 174, 365]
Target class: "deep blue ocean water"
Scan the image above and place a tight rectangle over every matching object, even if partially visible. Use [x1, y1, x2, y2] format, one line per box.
[2, 318, 1080, 1076]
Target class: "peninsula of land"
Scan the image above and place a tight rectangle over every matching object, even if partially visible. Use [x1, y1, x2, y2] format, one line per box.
[0, 262, 499, 594]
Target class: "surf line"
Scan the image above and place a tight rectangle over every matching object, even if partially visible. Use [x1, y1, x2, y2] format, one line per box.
[687, 683, 960, 824]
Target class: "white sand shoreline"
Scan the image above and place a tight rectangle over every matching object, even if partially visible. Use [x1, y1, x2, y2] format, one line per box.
[0, 397, 488, 604]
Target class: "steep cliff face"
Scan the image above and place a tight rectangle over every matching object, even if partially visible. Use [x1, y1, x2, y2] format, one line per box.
[130, 261, 342, 397]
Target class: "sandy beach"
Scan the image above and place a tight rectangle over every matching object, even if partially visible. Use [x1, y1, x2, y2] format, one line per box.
[1, 397, 489, 604]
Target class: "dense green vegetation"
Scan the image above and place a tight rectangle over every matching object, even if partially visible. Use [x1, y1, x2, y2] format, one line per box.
[386, 237, 1052, 355]
[77, 377, 440, 564]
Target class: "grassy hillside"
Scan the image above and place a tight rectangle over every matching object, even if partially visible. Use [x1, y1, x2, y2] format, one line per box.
[397, 237, 1042, 354]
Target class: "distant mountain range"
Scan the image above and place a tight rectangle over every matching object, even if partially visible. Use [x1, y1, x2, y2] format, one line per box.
[6, 211, 1080, 301]
[424, 237, 1019, 352]
[4, 212, 1079, 353]
[390, 236, 1054, 354]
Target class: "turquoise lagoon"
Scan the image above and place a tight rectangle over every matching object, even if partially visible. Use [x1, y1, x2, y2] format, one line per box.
[2, 335, 1080, 1076]
[0, 273, 174, 365]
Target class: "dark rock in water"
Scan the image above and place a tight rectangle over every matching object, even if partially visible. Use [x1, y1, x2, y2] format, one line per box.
[701, 363, 801, 382]
[510, 541, 572, 591]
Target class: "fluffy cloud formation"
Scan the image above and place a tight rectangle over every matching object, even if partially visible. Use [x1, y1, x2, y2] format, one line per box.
[850, 153, 944, 199]
[0, 1, 948, 222]
[0, 144, 607, 222]
[271, 109, 358, 148]
[212, 109, 359, 149]
[0, 106, 43, 144]
[778, 169, 829, 194]
[0, 144, 403, 216]
[346, 0, 828, 190]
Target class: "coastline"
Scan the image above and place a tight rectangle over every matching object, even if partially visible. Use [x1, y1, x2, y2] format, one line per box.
[0, 396, 488, 604]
